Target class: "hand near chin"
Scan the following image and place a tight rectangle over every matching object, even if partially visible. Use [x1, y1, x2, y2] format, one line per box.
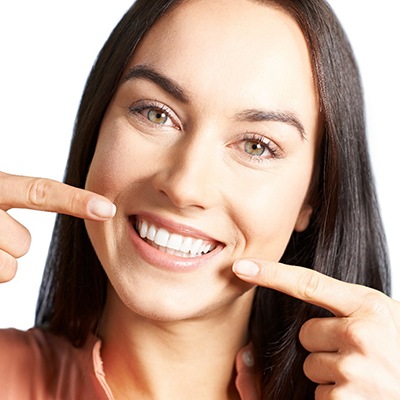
[0, 171, 116, 283]
[233, 258, 400, 399]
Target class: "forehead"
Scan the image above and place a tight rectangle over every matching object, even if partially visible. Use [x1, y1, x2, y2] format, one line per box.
[132, 0, 311, 73]
[128, 0, 318, 129]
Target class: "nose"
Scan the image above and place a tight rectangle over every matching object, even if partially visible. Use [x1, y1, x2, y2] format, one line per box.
[152, 135, 220, 210]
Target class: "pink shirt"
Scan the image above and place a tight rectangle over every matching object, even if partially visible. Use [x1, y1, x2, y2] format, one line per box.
[0, 328, 259, 399]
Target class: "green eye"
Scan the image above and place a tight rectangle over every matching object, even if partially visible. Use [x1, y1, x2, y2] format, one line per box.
[244, 140, 265, 156]
[147, 109, 168, 124]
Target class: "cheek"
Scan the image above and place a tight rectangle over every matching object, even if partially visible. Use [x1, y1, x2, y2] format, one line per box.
[85, 124, 152, 199]
[85, 131, 122, 198]
[86, 154, 119, 199]
[233, 164, 313, 260]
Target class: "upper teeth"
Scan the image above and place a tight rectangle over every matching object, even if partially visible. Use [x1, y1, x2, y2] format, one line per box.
[136, 218, 216, 257]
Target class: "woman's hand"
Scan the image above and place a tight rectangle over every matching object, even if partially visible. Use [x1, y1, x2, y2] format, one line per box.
[233, 258, 400, 399]
[0, 171, 116, 283]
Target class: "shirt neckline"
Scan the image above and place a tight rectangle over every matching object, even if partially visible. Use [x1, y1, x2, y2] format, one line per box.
[89, 337, 259, 400]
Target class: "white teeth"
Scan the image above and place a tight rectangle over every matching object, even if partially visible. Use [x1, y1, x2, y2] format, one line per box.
[147, 224, 157, 241]
[139, 220, 148, 239]
[168, 233, 183, 251]
[135, 218, 216, 257]
[180, 237, 193, 253]
[190, 239, 203, 255]
[154, 228, 169, 247]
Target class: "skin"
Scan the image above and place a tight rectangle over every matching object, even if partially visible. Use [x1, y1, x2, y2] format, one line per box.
[85, 0, 317, 324]
[0, 172, 116, 281]
[85, 1, 316, 398]
[233, 259, 400, 399]
[1, 1, 399, 399]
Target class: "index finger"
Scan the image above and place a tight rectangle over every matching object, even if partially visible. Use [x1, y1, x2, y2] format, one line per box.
[0, 172, 116, 220]
[233, 258, 371, 317]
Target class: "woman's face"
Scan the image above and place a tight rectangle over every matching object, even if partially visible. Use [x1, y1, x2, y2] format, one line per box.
[85, 0, 320, 322]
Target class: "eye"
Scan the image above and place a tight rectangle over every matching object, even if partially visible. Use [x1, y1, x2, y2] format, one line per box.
[147, 109, 169, 125]
[229, 133, 283, 164]
[243, 134, 281, 160]
[129, 100, 180, 129]
[244, 140, 266, 156]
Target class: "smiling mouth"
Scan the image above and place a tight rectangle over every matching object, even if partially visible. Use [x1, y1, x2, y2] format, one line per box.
[133, 216, 218, 258]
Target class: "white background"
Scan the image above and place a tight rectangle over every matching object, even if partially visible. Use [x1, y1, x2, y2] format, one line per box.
[0, 1, 399, 329]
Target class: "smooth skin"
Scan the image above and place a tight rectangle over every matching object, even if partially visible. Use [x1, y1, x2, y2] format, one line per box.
[2, 171, 400, 398]
[233, 259, 400, 398]
[84, 1, 318, 398]
[0, 171, 116, 282]
[1, 1, 400, 399]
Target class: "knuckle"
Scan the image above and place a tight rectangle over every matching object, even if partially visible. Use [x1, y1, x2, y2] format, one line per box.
[298, 270, 322, 300]
[299, 318, 315, 347]
[315, 384, 344, 400]
[335, 354, 361, 383]
[341, 319, 371, 352]
[0, 210, 31, 258]
[0, 251, 18, 283]
[362, 290, 389, 315]
[302, 353, 315, 378]
[66, 188, 84, 215]
[16, 227, 32, 258]
[298, 324, 307, 346]
[26, 178, 50, 208]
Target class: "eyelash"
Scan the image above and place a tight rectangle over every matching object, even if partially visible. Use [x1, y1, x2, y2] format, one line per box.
[240, 133, 283, 162]
[128, 100, 283, 163]
[129, 100, 180, 129]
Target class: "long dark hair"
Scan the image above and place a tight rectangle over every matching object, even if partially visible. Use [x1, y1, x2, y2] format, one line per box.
[35, 1, 390, 399]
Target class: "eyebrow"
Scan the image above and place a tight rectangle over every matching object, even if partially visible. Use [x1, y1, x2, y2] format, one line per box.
[123, 65, 190, 104]
[123, 65, 306, 139]
[234, 109, 306, 139]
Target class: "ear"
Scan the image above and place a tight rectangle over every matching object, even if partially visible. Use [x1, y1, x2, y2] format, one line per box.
[294, 203, 313, 232]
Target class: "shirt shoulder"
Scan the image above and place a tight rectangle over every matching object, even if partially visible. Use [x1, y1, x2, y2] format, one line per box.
[0, 328, 110, 400]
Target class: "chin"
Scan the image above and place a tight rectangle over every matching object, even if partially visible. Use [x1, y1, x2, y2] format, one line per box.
[103, 259, 254, 325]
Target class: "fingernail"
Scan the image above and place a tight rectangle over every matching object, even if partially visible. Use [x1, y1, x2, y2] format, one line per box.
[88, 198, 116, 219]
[233, 260, 260, 277]
[242, 350, 255, 368]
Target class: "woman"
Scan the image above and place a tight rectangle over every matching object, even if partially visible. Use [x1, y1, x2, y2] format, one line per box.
[1, 0, 399, 399]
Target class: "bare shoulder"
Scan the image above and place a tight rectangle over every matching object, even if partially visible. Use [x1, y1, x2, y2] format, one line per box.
[0, 328, 36, 360]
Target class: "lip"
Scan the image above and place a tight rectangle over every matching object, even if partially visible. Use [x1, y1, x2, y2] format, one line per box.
[128, 213, 225, 272]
